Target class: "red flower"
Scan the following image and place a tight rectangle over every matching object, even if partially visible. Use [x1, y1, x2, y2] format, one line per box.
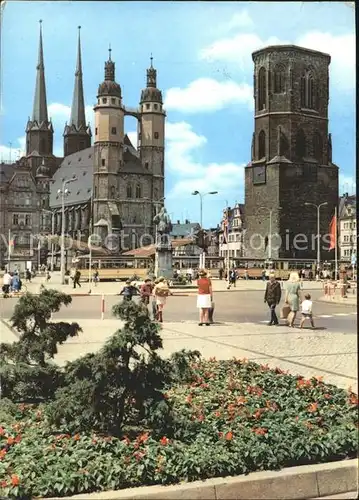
[1, 480, 7, 488]
[6, 437, 14, 445]
[253, 409, 262, 419]
[73, 434, 80, 441]
[237, 396, 247, 405]
[11, 475, 20, 486]
[14, 435, 21, 443]
[349, 393, 358, 405]
[186, 395, 193, 404]
[323, 393, 331, 399]
[0, 427, 5, 436]
[308, 403, 318, 413]
[198, 414, 205, 422]
[160, 436, 170, 446]
[122, 436, 131, 445]
[253, 427, 268, 435]
[218, 432, 223, 438]
[225, 431, 233, 441]
[0, 449, 7, 460]
[138, 432, 149, 443]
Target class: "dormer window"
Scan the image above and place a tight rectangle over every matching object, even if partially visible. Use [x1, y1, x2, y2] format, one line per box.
[111, 98, 116, 104]
[102, 98, 107, 104]
[101, 159, 106, 166]
[111, 127, 117, 135]
[154, 132, 159, 139]
[154, 104, 158, 110]
[146, 103, 150, 109]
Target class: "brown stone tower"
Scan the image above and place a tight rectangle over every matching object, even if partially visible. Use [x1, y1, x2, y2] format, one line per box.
[26, 21, 54, 167]
[244, 45, 338, 261]
[138, 56, 166, 228]
[63, 27, 92, 156]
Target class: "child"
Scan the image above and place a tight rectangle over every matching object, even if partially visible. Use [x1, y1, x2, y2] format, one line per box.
[120, 280, 139, 301]
[300, 293, 315, 329]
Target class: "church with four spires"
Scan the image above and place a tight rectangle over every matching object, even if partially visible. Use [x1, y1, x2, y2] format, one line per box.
[0, 22, 166, 268]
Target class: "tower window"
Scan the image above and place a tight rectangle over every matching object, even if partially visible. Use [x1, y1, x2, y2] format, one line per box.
[274, 65, 285, 93]
[295, 129, 306, 159]
[258, 67, 266, 110]
[154, 132, 159, 139]
[101, 159, 106, 166]
[25, 214, 31, 225]
[154, 104, 158, 110]
[127, 184, 132, 198]
[145, 162, 149, 169]
[313, 133, 323, 163]
[13, 214, 19, 225]
[111, 127, 117, 135]
[146, 103, 150, 109]
[110, 185, 116, 197]
[102, 98, 107, 104]
[111, 98, 116, 104]
[301, 71, 315, 109]
[154, 187, 159, 200]
[94, 187, 97, 198]
[258, 130, 266, 159]
[135, 183, 142, 198]
[95, 127, 98, 135]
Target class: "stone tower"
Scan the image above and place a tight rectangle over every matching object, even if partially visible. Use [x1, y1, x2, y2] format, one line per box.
[138, 56, 166, 227]
[244, 45, 338, 261]
[92, 48, 124, 241]
[63, 27, 92, 156]
[25, 21, 54, 161]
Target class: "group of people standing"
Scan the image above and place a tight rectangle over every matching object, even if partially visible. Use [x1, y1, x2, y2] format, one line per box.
[264, 272, 315, 328]
[1, 270, 22, 296]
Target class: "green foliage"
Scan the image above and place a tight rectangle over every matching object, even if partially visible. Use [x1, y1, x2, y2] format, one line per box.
[0, 288, 80, 401]
[0, 360, 357, 499]
[45, 301, 199, 436]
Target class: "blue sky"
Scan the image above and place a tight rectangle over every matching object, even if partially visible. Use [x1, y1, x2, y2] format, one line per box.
[1, 1, 355, 228]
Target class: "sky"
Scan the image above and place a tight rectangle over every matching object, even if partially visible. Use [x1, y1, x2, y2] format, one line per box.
[0, 1, 356, 228]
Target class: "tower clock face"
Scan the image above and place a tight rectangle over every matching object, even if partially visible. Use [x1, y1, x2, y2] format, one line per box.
[253, 165, 266, 184]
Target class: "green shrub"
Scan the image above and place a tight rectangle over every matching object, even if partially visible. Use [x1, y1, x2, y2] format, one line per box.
[0, 288, 81, 402]
[45, 301, 200, 436]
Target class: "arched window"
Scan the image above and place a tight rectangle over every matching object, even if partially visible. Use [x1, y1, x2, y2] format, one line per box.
[300, 71, 315, 109]
[258, 67, 266, 110]
[126, 184, 132, 198]
[154, 187, 159, 200]
[135, 183, 142, 198]
[110, 185, 116, 198]
[274, 65, 285, 93]
[295, 129, 306, 159]
[258, 130, 266, 159]
[313, 133, 323, 163]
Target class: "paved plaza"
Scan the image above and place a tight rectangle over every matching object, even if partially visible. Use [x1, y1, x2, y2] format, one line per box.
[1, 284, 357, 392]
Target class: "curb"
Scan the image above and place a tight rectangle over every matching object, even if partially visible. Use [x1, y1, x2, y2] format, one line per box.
[0, 318, 20, 339]
[317, 297, 357, 307]
[47, 458, 358, 500]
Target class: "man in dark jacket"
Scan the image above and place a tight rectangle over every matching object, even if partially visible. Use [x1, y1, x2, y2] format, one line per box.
[264, 273, 281, 326]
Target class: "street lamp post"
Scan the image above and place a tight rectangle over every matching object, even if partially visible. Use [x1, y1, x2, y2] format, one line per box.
[258, 206, 282, 262]
[58, 176, 77, 284]
[305, 202, 328, 271]
[41, 209, 55, 271]
[192, 190, 218, 268]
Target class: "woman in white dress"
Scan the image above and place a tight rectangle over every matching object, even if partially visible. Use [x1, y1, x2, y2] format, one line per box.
[153, 277, 172, 323]
[196, 269, 213, 326]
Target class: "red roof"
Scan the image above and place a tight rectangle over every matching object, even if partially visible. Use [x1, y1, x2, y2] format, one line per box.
[122, 238, 194, 257]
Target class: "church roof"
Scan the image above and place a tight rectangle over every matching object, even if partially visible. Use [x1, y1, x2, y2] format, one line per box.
[122, 238, 194, 258]
[50, 138, 145, 208]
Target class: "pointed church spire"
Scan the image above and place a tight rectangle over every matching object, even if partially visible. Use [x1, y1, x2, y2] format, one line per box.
[146, 53, 157, 88]
[69, 26, 86, 129]
[32, 20, 48, 123]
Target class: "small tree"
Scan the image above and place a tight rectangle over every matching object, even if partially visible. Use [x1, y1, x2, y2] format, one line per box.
[46, 300, 200, 436]
[0, 287, 81, 401]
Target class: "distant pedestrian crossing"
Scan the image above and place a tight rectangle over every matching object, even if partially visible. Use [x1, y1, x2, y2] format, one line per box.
[259, 311, 356, 324]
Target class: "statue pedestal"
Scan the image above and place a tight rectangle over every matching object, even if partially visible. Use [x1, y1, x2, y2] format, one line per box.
[155, 241, 173, 280]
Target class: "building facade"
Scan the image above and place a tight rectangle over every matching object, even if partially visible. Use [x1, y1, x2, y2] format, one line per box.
[219, 203, 245, 266]
[244, 45, 339, 261]
[338, 193, 356, 262]
[0, 23, 167, 271]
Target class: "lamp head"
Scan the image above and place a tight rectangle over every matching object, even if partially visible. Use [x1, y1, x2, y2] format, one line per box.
[192, 190, 199, 195]
[209, 191, 218, 195]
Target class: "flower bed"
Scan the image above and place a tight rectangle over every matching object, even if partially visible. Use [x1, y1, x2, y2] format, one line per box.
[0, 358, 357, 499]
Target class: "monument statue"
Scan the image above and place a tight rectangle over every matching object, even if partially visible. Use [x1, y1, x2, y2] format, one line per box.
[153, 207, 173, 279]
[153, 207, 173, 235]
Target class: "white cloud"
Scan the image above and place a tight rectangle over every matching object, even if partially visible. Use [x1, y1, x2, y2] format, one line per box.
[165, 121, 245, 198]
[164, 77, 253, 113]
[221, 10, 254, 32]
[200, 31, 355, 91]
[0, 136, 25, 162]
[48, 103, 94, 130]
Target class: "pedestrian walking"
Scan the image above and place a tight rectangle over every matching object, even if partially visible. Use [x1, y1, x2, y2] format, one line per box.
[140, 278, 153, 306]
[196, 269, 213, 326]
[153, 277, 171, 322]
[11, 272, 21, 293]
[73, 269, 81, 289]
[244, 270, 249, 280]
[264, 273, 281, 325]
[2, 270, 12, 297]
[46, 270, 51, 282]
[120, 280, 140, 301]
[300, 293, 315, 329]
[25, 268, 32, 282]
[219, 268, 224, 280]
[285, 272, 302, 327]
[93, 270, 99, 286]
